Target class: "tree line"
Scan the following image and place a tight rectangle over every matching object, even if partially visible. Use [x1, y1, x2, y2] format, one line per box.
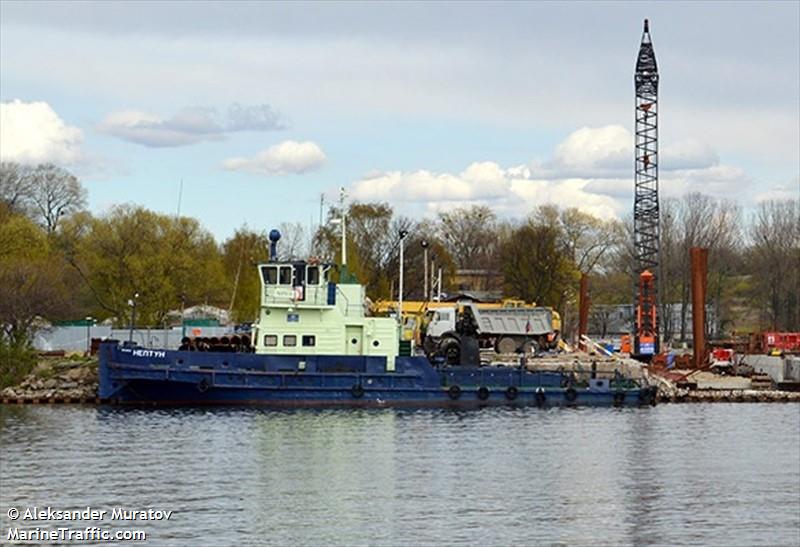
[1, 161, 798, 358]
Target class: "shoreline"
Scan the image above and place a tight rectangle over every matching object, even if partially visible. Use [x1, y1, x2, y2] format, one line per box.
[3, 354, 799, 406]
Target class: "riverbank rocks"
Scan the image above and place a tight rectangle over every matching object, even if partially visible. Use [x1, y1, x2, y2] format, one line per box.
[1, 356, 98, 403]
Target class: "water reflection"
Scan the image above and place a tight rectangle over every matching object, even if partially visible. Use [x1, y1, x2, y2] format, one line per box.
[1, 404, 798, 546]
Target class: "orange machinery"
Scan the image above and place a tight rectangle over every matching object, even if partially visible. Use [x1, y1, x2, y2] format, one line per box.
[634, 270, 657, 358]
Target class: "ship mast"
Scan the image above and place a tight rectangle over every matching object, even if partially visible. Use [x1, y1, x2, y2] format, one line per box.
[633, 18, 660, 356]
[339, 186, 347, 267]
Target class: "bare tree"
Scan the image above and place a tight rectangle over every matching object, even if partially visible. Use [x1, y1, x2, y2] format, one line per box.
[277, 222, 309, 260]
[26, 164, 87, 233]
[749, 199, 800, 330]
[672, 193, 721, 341]
[558, 207, 625, 274]
[0, 162, 34, 215]
[437, 205, 499, 270]
[0, 261, 71, 348]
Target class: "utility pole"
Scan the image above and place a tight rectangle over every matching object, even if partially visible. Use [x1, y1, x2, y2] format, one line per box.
[339, 187, 347, 267]
[398, 230, 409, 326]
[128, 292, 139, 344]
[176, 179, 183, 217]
[85, 316, 93, 355]
[421, 240, 429, 301]
[633, 18, 660, 358]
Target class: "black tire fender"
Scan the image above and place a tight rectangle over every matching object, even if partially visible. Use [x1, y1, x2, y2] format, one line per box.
[448, 385, 462, 400]
[440, 336, 461, 366]
[477, 386, 490, 401]
[197, 377, 210, 393]
[565, 387, 578, 403]
[534, 389, 546, 407]
[505, 386, 519, 400]
[351, 384, 365, 398]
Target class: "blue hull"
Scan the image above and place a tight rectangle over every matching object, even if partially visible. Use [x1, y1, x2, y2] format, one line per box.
[98, 343, 657, 408]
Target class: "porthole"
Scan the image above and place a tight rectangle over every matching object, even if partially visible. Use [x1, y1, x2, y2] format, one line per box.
[351, 338, 358, 345]
[372, 340, 380, 347]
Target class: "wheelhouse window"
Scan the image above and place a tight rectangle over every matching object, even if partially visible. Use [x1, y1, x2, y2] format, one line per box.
[283, 335, 297, 347]
[302, 335, 316, 347]
[306, 266, 320, 285]
[264, 335, 278, 347]
[279, 266, 293, 285]
[261, 266, 278, 285]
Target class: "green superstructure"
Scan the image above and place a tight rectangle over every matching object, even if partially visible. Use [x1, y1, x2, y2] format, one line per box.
[252, 261, 401, 371]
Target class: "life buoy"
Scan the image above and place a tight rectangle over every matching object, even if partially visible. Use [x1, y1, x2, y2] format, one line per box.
[505, 386, 519, 400]
[477, 386, 490, 401]
[565, 387, 578, 403]
[613, 391, 626, 406]
[351, 384, 365, 398]
[534, 389, 546, 407]
[448, 385, 462, 400]
[197, 378, 210, 393]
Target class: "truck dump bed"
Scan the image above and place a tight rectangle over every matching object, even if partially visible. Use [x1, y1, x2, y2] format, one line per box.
[467, 304, 553, 336]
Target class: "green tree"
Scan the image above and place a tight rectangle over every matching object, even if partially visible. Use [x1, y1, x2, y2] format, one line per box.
[0, 205, 73, 387]
[222, 227, 269, 323]
[500, 220, 577, 310]
[315, 201, 394, 295]
[61, 205, 226, 326]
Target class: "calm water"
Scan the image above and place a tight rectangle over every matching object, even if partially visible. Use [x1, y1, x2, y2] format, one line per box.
[1, 404, 799, 547]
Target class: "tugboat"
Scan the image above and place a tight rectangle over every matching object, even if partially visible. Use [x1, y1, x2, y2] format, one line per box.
[99, 230, 657, 407]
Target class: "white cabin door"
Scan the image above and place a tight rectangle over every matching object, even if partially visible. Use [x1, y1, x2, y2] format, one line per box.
[345, 326, 363, 355]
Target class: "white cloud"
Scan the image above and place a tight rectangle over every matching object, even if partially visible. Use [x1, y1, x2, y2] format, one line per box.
[664, 164, 749, 198]
[98, 108, 220, 147]
[0, 99, 83, 164]
[98, 103, 285, 147]
[540, 125, 721, 179]
[350, 161, 620, 220]
[352, 162, 511, 203]
[349, 125, 754, 219]
[754, 177, 800, 202]
[222, 140, 326, 176]
[661, 139, 719, 170]
[549, 125, 630, 175]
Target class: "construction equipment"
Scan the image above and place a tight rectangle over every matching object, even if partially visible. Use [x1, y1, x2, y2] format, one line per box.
[632, 19, 661, 358]
[423, 302, 558, 365]
[634, 270, 657, 357]
[371, 298, 560, 345]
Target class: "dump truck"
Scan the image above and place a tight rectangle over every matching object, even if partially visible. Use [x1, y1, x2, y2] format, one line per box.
[423, 302, 558, 365]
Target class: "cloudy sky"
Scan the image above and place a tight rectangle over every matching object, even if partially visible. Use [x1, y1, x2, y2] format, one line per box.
[1, 1, 798, 239]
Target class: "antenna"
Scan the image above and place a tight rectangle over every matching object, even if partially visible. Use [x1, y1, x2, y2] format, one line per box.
[339, 187, 347, 266]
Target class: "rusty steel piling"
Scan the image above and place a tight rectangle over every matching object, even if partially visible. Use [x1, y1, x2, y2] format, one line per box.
[691, 247, 709, 369]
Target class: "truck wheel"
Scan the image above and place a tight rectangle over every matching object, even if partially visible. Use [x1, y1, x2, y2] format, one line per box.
[497, 337, 517, 355]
